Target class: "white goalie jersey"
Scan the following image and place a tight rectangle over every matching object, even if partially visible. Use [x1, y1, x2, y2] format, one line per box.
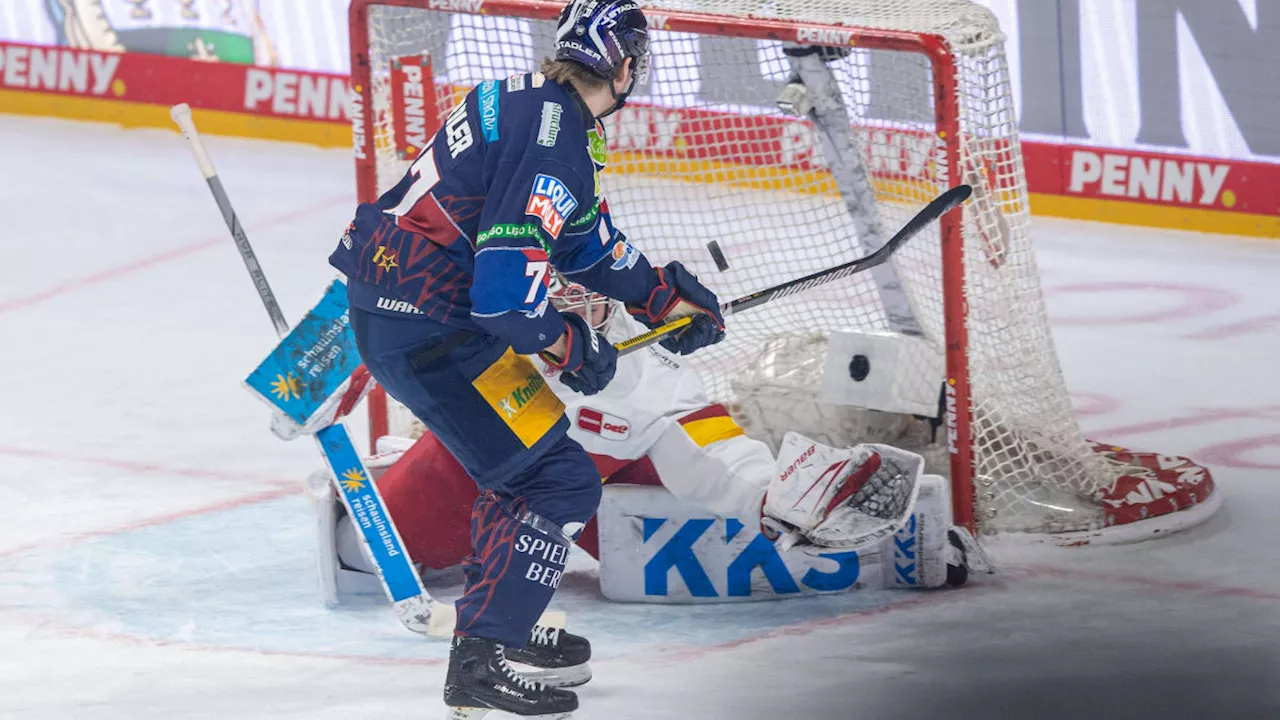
[536, 312, 778, 527]
[536, 313, 712, 462]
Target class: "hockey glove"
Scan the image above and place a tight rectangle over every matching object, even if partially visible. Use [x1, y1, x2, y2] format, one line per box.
[627, 261, 725, 356]
[540, 312, 617, 395]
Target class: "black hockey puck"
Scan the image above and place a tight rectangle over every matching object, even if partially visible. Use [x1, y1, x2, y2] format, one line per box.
[707, 241, 729, 271]
[849, 354, 870, 381]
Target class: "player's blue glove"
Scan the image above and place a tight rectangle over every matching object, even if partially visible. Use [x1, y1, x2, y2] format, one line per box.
[628, 262, 726, 355]
[540, 312, 617, 395]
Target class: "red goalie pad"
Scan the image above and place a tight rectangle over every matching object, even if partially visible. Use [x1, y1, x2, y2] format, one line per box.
[378, 431, 665, 569]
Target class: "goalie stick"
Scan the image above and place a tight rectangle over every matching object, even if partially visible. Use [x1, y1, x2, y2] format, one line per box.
[616, 184, 973, 356]
[781, 50, 928, 337]
[168, 103, 444, 636]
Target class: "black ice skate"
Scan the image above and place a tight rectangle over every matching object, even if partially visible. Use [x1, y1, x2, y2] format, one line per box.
[504, 624, 593, 688]
[444, 636, 578, 720]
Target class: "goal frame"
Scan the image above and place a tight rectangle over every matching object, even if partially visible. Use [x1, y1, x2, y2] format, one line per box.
[347, 0, 977, 530]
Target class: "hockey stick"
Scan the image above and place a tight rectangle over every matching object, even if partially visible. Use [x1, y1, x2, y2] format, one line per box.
[168, 103, 446, 636]
[616, 184, 972, 356]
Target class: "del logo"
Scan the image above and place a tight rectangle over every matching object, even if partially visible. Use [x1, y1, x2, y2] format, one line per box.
[577, 407, 629, 440]
[526, 174, 578, 239]
[642, 517, 861, 597]
[499, 373, 548, 419]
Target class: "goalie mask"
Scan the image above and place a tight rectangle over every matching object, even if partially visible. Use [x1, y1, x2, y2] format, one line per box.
[548, 273, 616, 331]
[555, 0, 650, 117]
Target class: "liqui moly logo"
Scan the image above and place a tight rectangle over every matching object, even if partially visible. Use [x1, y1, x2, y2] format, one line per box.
[945, 380, 958, 455]
[577, 407, 630, 440]
[796, 27, 856, 46]
[526, 174, 578, 239]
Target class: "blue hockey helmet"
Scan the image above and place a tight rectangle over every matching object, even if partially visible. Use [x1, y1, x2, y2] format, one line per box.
[554, 0, 650, 114]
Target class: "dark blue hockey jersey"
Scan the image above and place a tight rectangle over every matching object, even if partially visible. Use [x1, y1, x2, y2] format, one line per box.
[330, 72, 656, 354]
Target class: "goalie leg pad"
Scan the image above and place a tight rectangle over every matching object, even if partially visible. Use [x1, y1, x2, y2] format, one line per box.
[880, 474, 953, 589]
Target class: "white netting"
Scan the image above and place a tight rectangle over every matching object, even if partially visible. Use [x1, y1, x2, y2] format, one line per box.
[354, 0, 1207, 537]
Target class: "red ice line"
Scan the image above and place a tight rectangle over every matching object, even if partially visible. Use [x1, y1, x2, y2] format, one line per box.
[0, 601, 442, 667]
[1016, 564, 1280, 602]
[0, 444, 286, 484]
[0, 192, 350, 315]
[0, 485, 297, 560]
[1085, 405, 1280, 439]
[1183, 314, 1280, 341]
[0, 451, 297, 562]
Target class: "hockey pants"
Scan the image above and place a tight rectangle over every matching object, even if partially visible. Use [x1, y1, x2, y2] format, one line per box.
[351, 307, 601, 647]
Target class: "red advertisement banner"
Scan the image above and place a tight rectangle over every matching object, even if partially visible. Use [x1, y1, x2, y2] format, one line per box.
[1, 39, 1275, 236]
[1023, 142, 1280, 217]
[0, 40, 349, 124]
[388, 55, 438, 160]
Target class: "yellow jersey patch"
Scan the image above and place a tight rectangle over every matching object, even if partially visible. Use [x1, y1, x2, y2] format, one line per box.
[473, 349, 565, 448]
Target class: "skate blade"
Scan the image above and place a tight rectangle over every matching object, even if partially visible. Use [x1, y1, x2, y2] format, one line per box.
[448, 708, 572, 720]
[510, 662, 592, 689]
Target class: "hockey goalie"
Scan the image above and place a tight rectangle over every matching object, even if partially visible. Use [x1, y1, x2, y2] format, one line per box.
[303, 275, 975, 611]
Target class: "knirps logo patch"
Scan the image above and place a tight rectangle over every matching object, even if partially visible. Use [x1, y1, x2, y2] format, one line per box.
[526, 174, 578, 238]
[577, 407, 630, 440]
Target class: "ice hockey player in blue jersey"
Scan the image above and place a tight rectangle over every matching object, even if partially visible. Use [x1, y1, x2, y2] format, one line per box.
[328, 0, 724, 715]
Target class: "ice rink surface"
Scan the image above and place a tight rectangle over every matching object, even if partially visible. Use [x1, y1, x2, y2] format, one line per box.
[2, 115, 1279, 719]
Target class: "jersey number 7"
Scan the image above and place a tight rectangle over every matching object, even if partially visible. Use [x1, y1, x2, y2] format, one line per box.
[386, 142, 441, 218]
[524, 260, 549, 304]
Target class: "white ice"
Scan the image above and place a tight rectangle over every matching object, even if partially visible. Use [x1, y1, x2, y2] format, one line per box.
[2, 115, 1279, 719]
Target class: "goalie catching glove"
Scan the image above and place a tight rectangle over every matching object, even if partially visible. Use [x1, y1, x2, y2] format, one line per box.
[762, 432, 924, 550]
[628, 261, 725, 355]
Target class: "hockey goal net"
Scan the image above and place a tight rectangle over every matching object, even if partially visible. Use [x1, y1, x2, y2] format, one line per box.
[348, 0, 1219, 541]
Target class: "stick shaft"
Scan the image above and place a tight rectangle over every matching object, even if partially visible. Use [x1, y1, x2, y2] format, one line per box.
[616, 184, 972, 356]
[169, 104, 442, 635]
[170, 103, 289, 337]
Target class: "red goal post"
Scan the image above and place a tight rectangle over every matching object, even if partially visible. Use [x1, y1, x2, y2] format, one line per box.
[346, 0, 1220, 543]
[347, 0, 977, 529]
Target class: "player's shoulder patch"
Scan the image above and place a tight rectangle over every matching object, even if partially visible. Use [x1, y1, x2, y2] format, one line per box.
[532, 72, 546, 88]
[609, 239, 640, 270]
[526, 174, 579, 239]
[537, 101, 563, 148]
[478, 80, 501, 142]
[506, 73, 527, 92]
[587, 121, 608, 169]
